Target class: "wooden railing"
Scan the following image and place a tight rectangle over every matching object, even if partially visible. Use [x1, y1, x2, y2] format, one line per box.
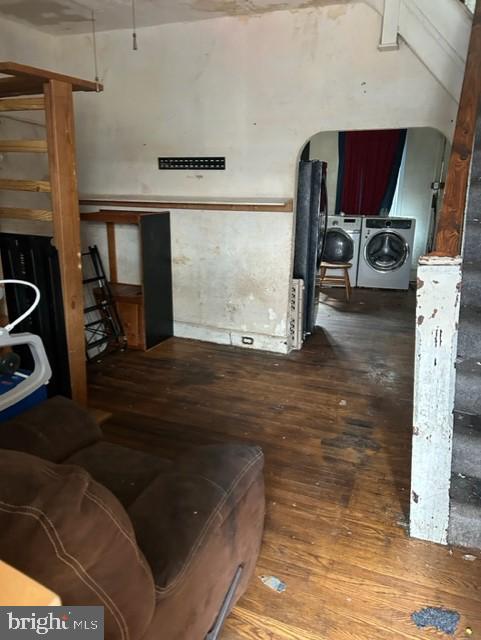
[434, 0, 481, 256]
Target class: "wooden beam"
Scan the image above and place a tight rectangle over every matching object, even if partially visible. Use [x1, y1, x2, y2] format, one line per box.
[106, 222, 118, 283]
[434, 0, 481, 256]
[0, 179, 51, 193]
[0, 207, 52, 221]
[0, 140, 48, 153]
[45, 79, 87, 406]
[0, 97, 45, 111]
[0, 62, 102, 93]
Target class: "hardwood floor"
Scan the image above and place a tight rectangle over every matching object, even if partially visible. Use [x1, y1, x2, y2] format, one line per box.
[88, 287, 481, 640]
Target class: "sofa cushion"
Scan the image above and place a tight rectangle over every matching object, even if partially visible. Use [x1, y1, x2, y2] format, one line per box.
[128, 444, 264, 591]
[0, 449, 155, 640]
[66, 441, 173, 508]
[0, 396, 102, 462]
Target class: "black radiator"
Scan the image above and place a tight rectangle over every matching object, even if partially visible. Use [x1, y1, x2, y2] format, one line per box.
[0, 233, 71, 398]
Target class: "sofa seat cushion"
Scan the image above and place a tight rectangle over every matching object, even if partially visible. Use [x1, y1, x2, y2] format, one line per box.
[0, 449, 156, 640]
[128, 444, 264, 591]
[0, 396, 102, 462]
[66, 441, 173, 508]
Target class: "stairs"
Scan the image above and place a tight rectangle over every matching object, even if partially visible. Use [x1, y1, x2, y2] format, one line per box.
[449, 111, 481, 548]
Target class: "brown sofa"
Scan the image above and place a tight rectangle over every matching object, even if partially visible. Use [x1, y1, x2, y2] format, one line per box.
[0, 397, 265, 640]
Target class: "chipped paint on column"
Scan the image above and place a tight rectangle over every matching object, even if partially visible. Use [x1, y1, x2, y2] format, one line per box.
[410, 255, 462, 544]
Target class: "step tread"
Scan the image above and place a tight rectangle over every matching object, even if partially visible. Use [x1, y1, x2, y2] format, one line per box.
[449, 475, 481, 549]
[452, 413, 481, 480]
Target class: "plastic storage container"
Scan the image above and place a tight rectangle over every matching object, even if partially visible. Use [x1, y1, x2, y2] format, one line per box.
[0, 372, 47, 422]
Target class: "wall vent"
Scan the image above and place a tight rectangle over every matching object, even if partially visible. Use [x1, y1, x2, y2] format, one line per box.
[158, 157, 225, 170]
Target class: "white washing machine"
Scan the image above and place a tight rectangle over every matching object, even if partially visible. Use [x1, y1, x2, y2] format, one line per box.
[357, 217, 415, 290]
[322, 216, 362, 286]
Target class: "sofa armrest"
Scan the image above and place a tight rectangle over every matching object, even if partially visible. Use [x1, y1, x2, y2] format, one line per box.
[0, 396, 102, 462]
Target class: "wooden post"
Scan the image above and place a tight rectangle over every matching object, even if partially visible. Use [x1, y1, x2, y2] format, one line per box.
[106, 222, 118, 283]
[410, 256, 462, 544]
[44, 79, 87, 405]
[434, 0, 481, 255]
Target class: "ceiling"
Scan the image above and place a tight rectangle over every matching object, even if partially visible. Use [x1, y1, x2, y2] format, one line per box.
[0, 0, 348, 34]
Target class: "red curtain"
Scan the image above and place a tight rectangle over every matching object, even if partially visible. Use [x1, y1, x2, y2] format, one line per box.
[340, 129, 404, 215]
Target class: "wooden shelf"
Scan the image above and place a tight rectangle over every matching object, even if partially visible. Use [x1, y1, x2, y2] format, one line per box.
[0, 179, 51, 193]
[0, 207, 53, 221]
[0, 97, 45, 111]
[109, 282, 143, 304]
[79, 198, 294, 213]
[0, 62, 102, 96]
[0, 140, 48, 153]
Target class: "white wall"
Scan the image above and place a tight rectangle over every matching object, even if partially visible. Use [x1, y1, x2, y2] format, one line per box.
[309, 131, 339, 215]
[52, 4, 458, 351]
[1, 3, 460, 351]
[392, 128, 447, 275]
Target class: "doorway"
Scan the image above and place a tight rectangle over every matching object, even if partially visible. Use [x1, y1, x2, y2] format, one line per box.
[293, 127, 448, 335]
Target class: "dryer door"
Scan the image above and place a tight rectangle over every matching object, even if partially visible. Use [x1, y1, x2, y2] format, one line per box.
[323, 229, 354, 263]
[365, 231, 409, 272]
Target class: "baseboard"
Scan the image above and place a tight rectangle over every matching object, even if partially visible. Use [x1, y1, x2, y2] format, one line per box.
[174, 321, 290, 354]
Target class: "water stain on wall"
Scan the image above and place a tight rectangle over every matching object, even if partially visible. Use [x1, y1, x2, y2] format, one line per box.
[190, 0, 352, 18]
[0, 0, 89, 25]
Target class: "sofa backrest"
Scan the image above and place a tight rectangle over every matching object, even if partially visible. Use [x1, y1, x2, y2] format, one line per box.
[0, 449, 156, 640]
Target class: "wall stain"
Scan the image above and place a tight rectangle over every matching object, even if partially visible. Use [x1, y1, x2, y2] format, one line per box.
[0, 0, 89, 25]
[190, 0, 352, 18]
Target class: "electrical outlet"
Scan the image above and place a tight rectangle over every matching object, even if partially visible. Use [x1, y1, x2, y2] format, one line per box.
[241, 336, 254, 345]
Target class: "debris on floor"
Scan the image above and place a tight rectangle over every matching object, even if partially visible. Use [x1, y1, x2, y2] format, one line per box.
[260, 575, 286, 593]
[411, 607, 460, 635]
[465, 627, 473, 636]
[339, 399, 347, 406]
[463, 554, 476, 562]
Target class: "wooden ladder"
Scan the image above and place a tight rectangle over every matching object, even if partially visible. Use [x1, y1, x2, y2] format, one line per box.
[0, 63, 102, 405]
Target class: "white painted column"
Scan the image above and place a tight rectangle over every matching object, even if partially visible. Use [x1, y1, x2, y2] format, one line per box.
[410, 255, 462, 545]
[379, 0, 401, 50]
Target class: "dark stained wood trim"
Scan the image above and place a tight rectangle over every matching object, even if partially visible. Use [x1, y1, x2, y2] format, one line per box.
[45, 79, 87, 406]
[0, 62, 102, 93]
[79, 198, 294, 213]
[434, 0, 481, 256]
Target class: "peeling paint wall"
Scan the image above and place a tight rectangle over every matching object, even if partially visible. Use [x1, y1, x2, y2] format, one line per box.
[0, 4, 459, 349]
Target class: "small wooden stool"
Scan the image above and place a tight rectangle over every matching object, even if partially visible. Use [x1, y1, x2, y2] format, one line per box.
[317, 261, 352, 302]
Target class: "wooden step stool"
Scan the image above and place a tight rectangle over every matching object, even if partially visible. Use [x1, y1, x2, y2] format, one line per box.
[317, 261, 352, 302]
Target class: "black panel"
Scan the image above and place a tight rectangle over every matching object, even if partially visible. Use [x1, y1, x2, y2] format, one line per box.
[294, 160, 324, 335]
[140, 213, 173, 349]
[0, 234, 71, 398]
[293, 161, 313, 282]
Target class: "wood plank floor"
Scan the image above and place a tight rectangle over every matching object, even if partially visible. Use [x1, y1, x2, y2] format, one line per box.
[88, 288, 481, 640]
